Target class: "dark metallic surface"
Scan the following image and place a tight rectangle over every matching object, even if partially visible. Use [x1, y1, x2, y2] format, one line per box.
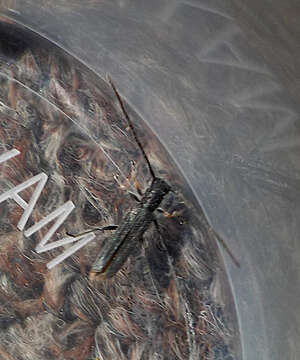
[1, 1, 300, 359]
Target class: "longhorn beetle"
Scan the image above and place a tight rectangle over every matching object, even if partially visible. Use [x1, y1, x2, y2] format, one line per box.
[69, 77, 239, 279]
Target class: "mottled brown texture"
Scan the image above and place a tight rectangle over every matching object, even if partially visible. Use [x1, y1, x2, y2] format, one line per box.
[0, 22, 239, 359]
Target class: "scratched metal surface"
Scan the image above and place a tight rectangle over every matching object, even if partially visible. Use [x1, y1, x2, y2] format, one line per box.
[0, 21, 239, 359]
[1, 1, 300, 360]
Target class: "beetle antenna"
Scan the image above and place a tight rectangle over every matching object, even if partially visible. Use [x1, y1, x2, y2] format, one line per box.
[107, 76, 156, 180]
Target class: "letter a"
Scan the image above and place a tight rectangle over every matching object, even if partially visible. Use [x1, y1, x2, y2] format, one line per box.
[0, 173, 48, 231]
[0, 149, 20, 164]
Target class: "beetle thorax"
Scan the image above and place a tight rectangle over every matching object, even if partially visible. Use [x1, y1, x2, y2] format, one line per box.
[142, 178, 171, 212]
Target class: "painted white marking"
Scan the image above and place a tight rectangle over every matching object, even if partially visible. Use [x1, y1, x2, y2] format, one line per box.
[24, 200, 75, 251]
[0, 149, 94, 269]
[46, 233, 96, 269]
[0, 148, 20, 164]
[8, 8, 21, 15]
[0, 173, 48, 231]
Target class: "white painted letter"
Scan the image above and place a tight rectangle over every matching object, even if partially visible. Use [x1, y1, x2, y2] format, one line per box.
[24, 200, 75, 252]
[45, 233, 96, 269]
[0, 148, 20, 164]
[0, 173, 48, 231]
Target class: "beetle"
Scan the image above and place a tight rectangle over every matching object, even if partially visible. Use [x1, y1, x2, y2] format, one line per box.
[69, 77, 174, 279]
[69, 77, 239, 280]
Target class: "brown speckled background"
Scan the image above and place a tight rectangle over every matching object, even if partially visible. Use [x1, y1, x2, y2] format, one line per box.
[0, 21, 239, 359]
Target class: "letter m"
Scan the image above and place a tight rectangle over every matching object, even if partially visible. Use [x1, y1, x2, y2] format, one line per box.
[24, 201, 95, 269]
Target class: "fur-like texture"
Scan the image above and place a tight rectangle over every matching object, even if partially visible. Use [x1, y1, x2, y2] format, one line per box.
[0, 22, 239, 359]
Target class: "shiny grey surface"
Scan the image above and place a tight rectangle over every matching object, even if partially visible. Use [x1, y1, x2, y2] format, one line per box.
[2, 1, 300, 359]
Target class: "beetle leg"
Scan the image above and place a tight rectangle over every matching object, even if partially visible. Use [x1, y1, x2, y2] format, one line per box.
[156, 207, 178, 218]
[67, 225, 118, 238]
